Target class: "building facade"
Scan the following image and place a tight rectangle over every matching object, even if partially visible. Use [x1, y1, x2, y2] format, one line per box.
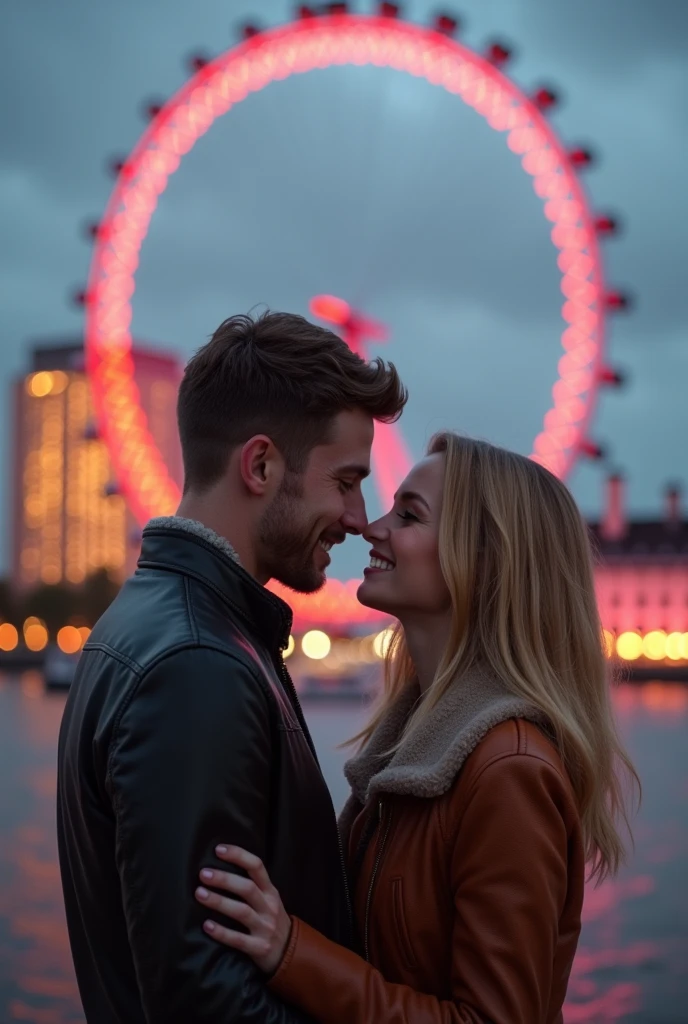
[11, 341, 183, 591]
[591, 476, 688, 673]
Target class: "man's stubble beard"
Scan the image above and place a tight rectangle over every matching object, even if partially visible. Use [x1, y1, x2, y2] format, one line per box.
[257, 472, 326, 594]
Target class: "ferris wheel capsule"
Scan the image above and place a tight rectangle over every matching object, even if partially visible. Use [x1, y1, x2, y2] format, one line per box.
[568, 147, 594, 168]
[187, 53, 211, 73]
[532, 87, 559, 111]
[485, 41, 513, 66]
[433, 14, 459, 36]
[595, 215, 620, 236]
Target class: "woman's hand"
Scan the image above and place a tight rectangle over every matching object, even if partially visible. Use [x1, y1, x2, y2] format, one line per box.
[195, 845, 292, 975]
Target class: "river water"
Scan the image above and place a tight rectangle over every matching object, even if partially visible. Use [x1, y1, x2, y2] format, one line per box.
[0, 672, 686, 1023]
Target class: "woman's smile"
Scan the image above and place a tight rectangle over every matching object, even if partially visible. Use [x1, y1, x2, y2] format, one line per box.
[363, 549, 395, 575]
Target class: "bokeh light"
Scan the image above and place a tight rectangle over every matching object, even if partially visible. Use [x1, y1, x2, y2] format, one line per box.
[642, 630, 667, 661]
[373, 628, 395, 659]
[57, 627, 83, 655]
[0, 623, 19, 652]
[24, 623, 48, 652]
[616, 631, 643, 661]
[301, 630, 331, 660]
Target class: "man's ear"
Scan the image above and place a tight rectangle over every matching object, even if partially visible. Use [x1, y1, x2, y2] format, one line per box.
[239, 435, 284, 496]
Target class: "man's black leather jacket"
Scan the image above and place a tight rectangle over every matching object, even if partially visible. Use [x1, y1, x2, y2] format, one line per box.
[57, 520, 351, 1023]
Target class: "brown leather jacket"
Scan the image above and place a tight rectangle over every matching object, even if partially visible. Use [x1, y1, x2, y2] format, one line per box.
[269, 666, 585, 1024]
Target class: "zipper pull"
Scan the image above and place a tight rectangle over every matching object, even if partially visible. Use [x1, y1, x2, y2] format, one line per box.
[378, 799, 383, 822]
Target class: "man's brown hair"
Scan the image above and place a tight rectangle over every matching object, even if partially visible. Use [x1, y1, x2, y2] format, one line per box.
[177, 310, 408, 494]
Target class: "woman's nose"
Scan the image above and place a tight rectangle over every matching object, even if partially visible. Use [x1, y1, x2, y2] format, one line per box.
[363, 517, 388, 543]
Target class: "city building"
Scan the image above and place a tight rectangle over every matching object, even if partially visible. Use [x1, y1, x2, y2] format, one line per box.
[591, 475, 688, 675]
[10, 340, 183, 591]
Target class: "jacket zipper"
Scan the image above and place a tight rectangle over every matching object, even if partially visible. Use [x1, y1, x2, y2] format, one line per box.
[363, 799, 392, 962]
[278, 655, 354, 943]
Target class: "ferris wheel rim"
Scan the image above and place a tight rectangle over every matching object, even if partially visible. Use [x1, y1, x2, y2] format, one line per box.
[85, 10, 608, 543]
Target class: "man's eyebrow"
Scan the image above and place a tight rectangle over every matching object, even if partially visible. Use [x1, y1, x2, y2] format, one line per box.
[338, 464, 371, 480]
[394, 489, 431, 511]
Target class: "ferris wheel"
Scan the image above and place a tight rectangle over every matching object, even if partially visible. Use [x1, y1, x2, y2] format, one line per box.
[80, 3, 630, 629]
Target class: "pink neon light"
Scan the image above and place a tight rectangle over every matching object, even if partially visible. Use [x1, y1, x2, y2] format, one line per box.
[310, 292, 411, 509]
[85, 13, 607, 628]
[309, 294, 352, 326]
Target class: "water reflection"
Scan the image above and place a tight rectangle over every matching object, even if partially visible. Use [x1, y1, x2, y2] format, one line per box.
[0, 675, 686, 1023]
[0, 674, 83, 1023]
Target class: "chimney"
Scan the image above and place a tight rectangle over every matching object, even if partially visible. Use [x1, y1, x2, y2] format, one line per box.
[600, 473, 627, 542]
[665, 483, 682, 531]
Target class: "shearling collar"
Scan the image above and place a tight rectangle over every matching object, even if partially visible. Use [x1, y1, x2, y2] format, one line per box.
[343, 662, 549, 804]
[145, 516, 241, 566]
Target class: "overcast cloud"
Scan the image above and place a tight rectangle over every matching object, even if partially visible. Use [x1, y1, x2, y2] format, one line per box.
[1, 0, 686, 579]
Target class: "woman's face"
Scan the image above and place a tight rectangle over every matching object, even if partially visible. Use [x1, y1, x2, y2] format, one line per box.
[357, 452, 451, 621]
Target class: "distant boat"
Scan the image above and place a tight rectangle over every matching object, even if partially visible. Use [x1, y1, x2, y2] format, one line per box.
[44, 646, 79, 690]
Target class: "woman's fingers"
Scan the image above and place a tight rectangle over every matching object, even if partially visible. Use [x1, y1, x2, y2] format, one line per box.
[199, 867, 268, 915]
[203, 918, 271, 958]
[215, 845, 274, 894]
[198, 850, 293, 974]
[195, 886, 259, 930]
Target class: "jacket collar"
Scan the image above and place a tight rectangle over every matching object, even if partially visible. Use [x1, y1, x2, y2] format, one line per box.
[344, 661, 549, 804]
[140, 516, 293, 653]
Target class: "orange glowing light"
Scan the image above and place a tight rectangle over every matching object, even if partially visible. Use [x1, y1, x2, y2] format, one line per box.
[27, 372, 54, 398]
[24, 623, 48, 652]
[57, 626, 83, 655]
[0, 623, 19, 652]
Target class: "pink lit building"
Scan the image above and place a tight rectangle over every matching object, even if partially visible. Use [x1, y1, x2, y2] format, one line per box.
[590, 476, 688, 676]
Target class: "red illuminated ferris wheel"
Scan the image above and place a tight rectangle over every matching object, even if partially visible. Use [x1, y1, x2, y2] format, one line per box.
[80, 4, 630, 629]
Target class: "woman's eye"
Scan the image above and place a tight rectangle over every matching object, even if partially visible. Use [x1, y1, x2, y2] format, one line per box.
[397, 510, 418, 522]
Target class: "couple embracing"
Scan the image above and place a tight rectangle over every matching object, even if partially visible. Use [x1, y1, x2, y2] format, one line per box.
[57, 310, 638, 1023]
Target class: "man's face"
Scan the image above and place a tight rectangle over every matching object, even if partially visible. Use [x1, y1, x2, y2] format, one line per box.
[257, 409, 373, 593]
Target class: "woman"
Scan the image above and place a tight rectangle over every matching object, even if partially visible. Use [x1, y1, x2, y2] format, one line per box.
[194, 434, 639, 1023]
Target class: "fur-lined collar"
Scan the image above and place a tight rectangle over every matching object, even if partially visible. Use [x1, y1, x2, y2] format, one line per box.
[344, 662, 549, 804]
[145, 516, 241, 566]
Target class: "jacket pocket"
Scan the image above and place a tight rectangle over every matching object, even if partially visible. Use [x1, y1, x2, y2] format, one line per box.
[391, 876, 417, 972]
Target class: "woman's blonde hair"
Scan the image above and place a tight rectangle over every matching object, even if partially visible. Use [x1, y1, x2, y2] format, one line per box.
[352, 433, 639, 883]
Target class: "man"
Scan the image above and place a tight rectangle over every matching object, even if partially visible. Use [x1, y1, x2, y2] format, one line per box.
[57, 310, 407, 1023]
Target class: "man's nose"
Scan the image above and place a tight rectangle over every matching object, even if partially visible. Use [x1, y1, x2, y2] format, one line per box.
[341, 494, 368, 536]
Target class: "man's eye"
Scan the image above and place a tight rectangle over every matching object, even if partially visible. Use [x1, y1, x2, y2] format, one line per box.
[339, 480, 355, 493]
[397, 510, 418, 522]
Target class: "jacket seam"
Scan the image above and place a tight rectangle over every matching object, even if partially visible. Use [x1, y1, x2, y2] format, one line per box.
[142, 527, 289, 623]
[82, 642, 143, 676]
[183, 575, 199, 645]
[105, 644, 276, 793]
[138, 557, 257, 632]
[520, 718, 528, 755]
[138, 534, 292, 643]
[472, 747, 567, 786]
[450, 745, 570, 845]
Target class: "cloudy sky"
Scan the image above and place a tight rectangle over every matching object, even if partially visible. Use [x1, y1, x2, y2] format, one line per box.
[1, 0, 687, 579]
